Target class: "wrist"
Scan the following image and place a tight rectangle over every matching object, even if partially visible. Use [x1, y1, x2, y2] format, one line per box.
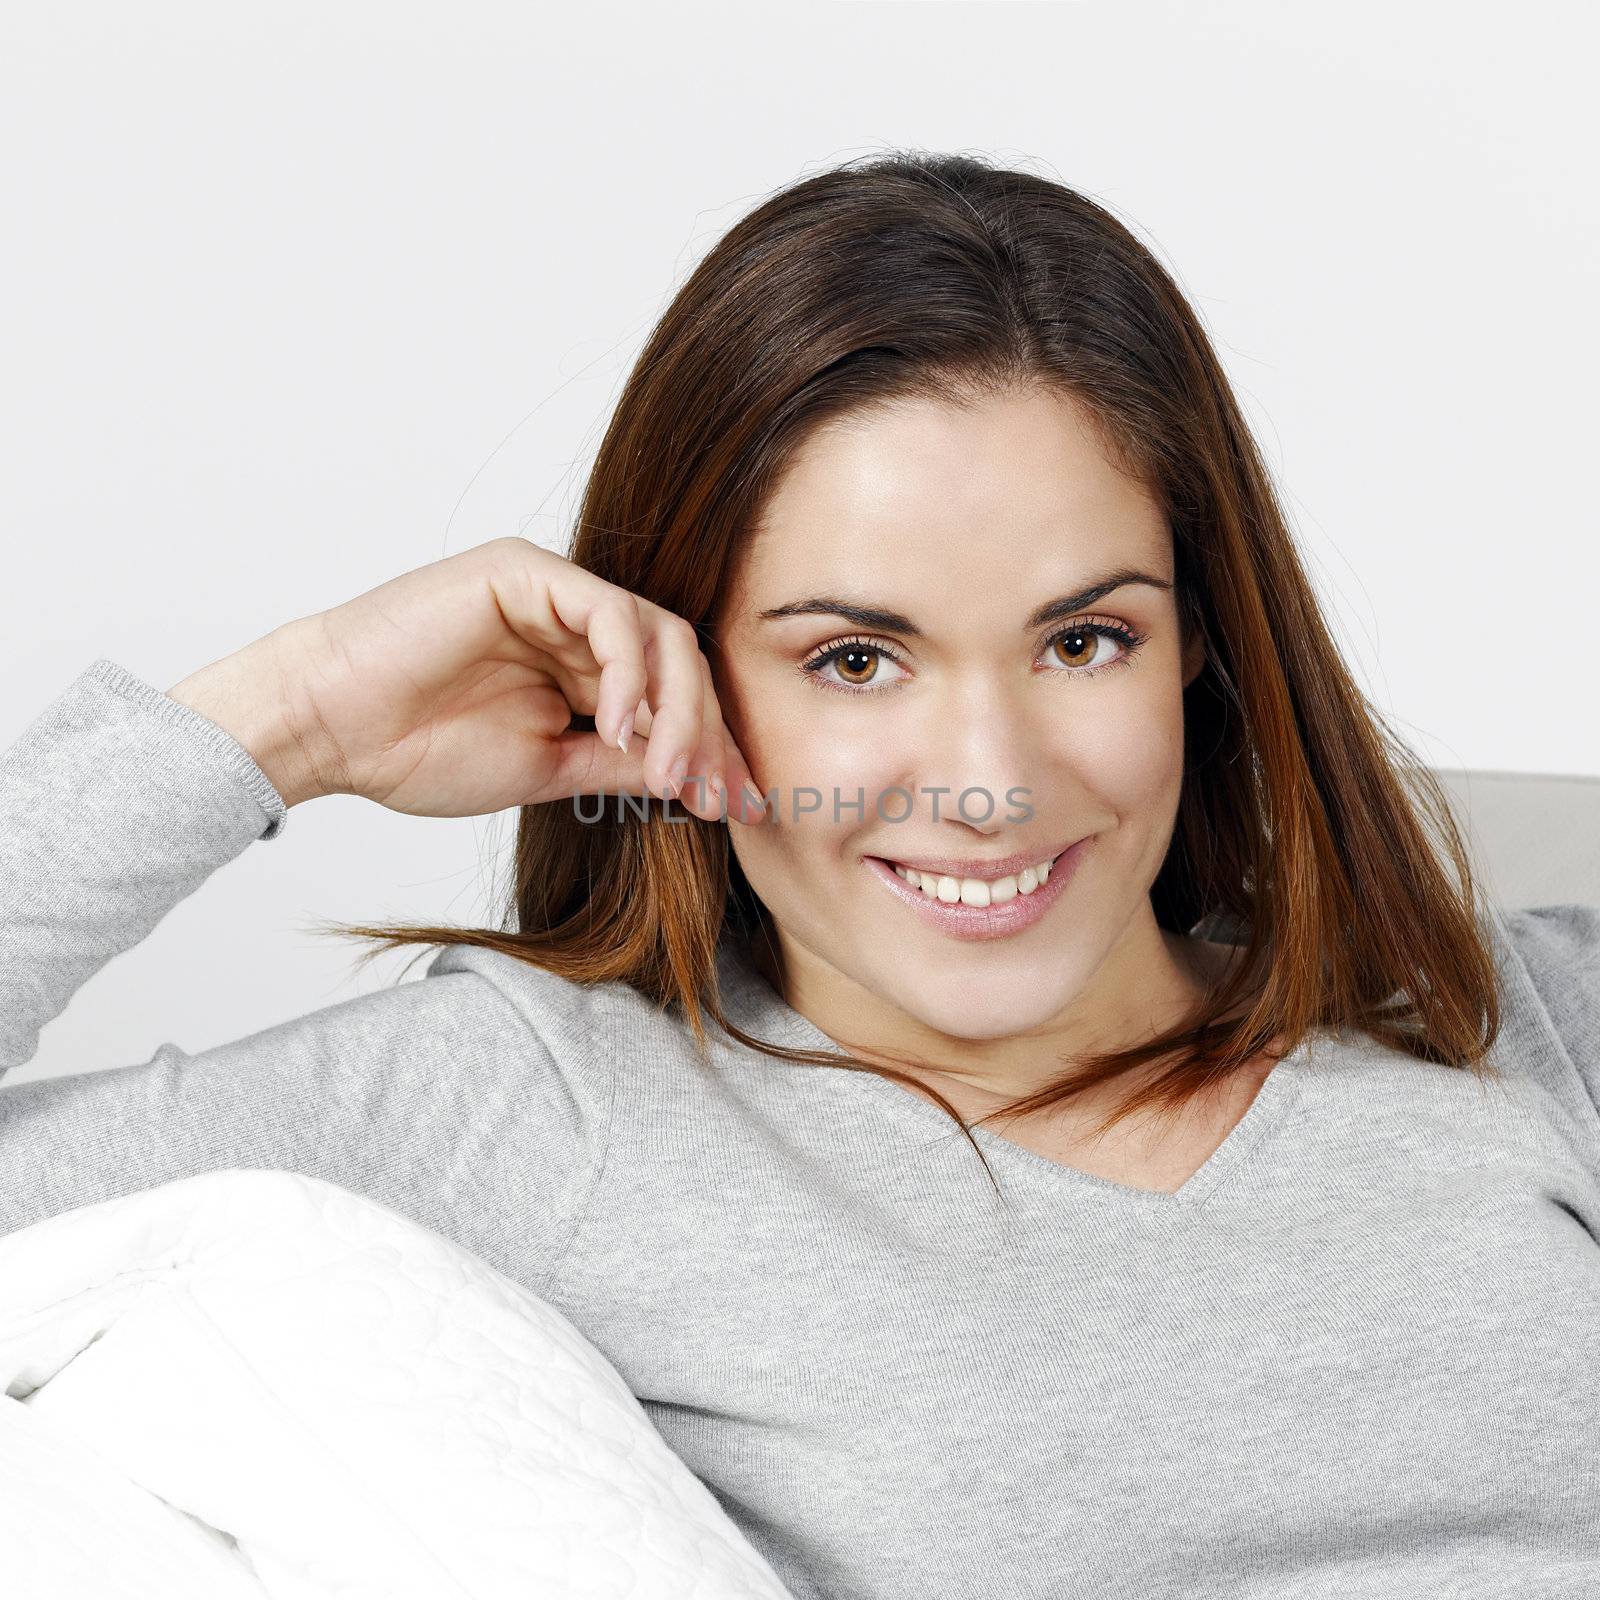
[166, 631, 332, 811]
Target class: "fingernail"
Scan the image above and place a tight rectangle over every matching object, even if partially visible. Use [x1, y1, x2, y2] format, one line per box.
[616, 712, 634, 754]
[668, 753, 689, 796]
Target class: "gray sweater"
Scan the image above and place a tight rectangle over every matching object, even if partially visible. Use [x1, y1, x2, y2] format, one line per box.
[4, 656, 1600, 1600]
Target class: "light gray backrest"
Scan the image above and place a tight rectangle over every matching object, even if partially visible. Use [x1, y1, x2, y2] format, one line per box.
[1432, 769, 1600, 913]
[1190, 769, 1600, 944]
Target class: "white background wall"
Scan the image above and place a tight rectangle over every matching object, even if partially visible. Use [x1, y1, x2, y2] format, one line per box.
[3, 0, 1595, 1083]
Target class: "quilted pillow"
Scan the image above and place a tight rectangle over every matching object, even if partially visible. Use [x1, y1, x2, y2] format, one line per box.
[0, 1168, 797, 1600]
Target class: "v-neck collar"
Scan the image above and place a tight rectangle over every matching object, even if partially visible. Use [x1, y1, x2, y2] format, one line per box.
[712, 934, 1314, 1213]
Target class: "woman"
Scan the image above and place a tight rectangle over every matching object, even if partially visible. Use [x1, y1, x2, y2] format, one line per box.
[4, 150, 1599, 1598]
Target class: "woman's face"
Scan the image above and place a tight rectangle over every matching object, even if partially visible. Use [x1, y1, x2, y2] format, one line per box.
[708, 385, 1206, 1062]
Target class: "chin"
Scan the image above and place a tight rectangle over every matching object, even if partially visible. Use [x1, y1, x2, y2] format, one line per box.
[886, 981, 1079, 1046]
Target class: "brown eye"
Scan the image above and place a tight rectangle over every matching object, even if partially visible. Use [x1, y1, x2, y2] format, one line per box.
[800, 635, 910, 694]
[834, 646, 879, 685]
[1043, 621, 1146, 676]
[1051, 629, 1103, 669]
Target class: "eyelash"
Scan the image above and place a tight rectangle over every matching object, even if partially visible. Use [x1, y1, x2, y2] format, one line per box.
[798, 618, 1150, 696]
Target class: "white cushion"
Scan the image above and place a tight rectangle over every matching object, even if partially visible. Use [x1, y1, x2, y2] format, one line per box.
[0, 1168, 797, 1600]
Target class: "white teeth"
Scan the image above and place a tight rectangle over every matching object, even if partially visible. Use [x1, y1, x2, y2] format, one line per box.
[890, 854, 1059, 906]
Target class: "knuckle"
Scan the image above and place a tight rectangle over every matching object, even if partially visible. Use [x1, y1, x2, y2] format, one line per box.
[468, 536, 520, 571]
[607, 587, 644, 634]
[477, 537, 530, 582]
[482, 535, 551, 584]
[486, 534, 536, 557]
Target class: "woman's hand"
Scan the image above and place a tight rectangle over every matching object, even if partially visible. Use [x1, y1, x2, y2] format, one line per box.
[167, 537, 766, 825]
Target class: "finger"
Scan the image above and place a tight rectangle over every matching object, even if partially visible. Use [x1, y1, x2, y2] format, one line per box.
[691, 653, 767, 825]
[596, 640, 764, 824]
[584, 689, 708, 801]
[541, 571, 649, 755]
[538, 673, 769, 827]
[532, 558, 756, 820]
[716, 718, 767, 825]
[591, 600, 650, 756]
[543, 715, 713, 818]
[662, 656, 734, 823]
[561, 672, 764, 825]
[538, 722, 657, 805]
[634, 608, 706, 801]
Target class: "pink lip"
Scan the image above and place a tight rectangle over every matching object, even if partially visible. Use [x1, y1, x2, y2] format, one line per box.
[863, 836, 1092, 942]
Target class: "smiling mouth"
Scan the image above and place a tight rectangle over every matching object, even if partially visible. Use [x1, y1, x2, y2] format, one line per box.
[871, 849, 1066, 905]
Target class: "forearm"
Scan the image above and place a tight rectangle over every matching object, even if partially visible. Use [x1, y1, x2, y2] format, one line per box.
[0, 659, 288, 1074]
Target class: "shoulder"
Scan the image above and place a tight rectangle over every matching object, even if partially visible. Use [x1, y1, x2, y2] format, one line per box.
[1486, 902, 1600, 1108]
[1493, 903, 1600, 1024]
[423, 941, 692, 1075]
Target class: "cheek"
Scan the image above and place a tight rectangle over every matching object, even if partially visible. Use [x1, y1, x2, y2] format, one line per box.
[1054, 682, 1187, 806]
[708, 660, 788, 779]
[769, 720, 893, 836]
[738, 681, 892, 792]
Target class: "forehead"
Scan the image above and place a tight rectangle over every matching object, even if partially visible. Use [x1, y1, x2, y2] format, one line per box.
[726, 388, 1170, 613]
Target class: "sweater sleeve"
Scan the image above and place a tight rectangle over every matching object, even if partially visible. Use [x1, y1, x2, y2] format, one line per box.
[1493, 902, 1600, 1120]
[0, 659, 610, 1295]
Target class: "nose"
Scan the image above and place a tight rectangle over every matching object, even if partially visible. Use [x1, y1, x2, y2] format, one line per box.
[903, 674, 1040, 831]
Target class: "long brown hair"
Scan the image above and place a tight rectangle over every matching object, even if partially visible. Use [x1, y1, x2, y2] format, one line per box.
[313, 149, 1503, 1193]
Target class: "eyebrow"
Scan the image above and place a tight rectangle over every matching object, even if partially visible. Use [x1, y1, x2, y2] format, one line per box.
[756, 566, 1173, 636]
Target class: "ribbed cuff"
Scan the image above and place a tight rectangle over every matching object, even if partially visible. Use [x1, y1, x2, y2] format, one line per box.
[84, 658, 291, 841]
